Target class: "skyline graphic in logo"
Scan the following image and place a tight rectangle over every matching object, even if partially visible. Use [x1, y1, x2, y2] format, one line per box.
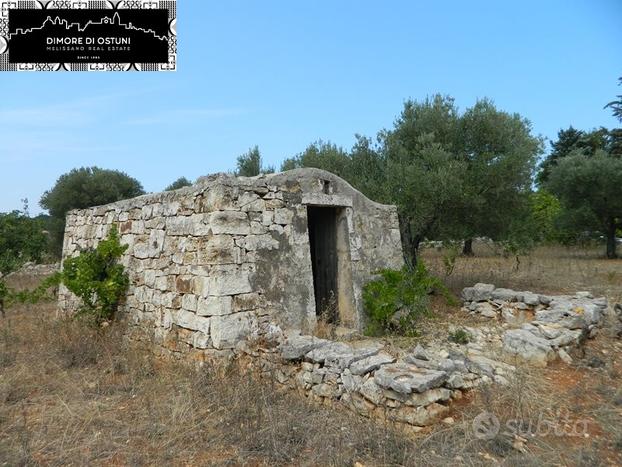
[1, 0, 177, 72]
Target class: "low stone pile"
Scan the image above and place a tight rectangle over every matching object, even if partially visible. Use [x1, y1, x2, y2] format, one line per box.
[1, 262, 60, 279]
[462, 284, 607, 366]
[239, 329, 514, 430]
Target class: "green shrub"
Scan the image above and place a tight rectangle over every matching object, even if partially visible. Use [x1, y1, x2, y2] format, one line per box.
[0, 210, 48, 274]
[61, 226, 129, 324]
[363, 263, 454, 336]
[0, 227, 128, 326]
[448, 328, 471, 344]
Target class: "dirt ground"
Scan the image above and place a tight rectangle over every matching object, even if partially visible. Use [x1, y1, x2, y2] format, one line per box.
[1, 246, 621, 466]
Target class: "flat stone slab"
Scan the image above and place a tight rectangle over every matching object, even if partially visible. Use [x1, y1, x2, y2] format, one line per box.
[305, 341, 353, 364]
[535, 309, 586, 330]
[491, 288, 517, 302]
[349, 352, 395, 375]
[279, 334, 330, 360]
[462, 283, 495, 302]
[324, 343, 383, 370]
[374, 363, 448, 394]
[502, 329, 555, 366]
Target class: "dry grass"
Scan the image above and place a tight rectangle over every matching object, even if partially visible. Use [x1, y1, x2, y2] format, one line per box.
[3, 301, 620, 466]
[421, 243, 622, 302]
[1, 299, 422, 466]
[2, 247, 621, 466]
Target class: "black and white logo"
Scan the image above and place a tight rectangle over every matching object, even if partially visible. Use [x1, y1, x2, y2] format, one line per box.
[1, 1, 177, 72]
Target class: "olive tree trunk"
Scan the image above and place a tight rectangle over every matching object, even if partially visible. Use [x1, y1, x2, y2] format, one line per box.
[606, 217, 618, 259]
[462, 238, 474, 256]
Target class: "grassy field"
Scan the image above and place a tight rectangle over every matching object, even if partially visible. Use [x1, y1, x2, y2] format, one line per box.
[421, 243, 622, 302]
[1, 246, 621, 466]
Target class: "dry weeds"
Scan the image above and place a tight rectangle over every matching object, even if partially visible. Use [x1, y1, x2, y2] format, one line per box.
[1, 248, 621, 466]
[422, 243, 622, 303]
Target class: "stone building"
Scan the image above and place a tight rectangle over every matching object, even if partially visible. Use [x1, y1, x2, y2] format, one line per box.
[59, 169, 403, 353]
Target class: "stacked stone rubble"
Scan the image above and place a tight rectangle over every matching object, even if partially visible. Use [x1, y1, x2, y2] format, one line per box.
[242, 329, 515, 429]
[462, 284, 607, 366]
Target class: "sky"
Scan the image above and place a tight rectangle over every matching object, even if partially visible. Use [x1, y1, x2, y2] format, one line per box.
[1, 0, 621, 215]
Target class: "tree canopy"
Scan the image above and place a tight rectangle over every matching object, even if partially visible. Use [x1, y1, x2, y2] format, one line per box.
[545, 150, 622, 258]
[40, 167, 144, 256]
[279, 95, 543, 265]
[0, 210, 47, 275]
[165, 177, 193, 191]
[605, 76, 622, 122]
[538, 126, 622, 185]
[235, 146, 275, 176]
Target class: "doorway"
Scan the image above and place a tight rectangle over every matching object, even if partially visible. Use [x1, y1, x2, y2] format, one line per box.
[307, 206, 338, 323]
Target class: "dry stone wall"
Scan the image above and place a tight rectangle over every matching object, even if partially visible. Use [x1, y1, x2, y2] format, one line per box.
[461, 284, 608, 366]
[59, 169, 404, 356]
[238, 326, 516, 431]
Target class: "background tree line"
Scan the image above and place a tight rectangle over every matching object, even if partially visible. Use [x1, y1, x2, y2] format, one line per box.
[1, 81, 620, 282]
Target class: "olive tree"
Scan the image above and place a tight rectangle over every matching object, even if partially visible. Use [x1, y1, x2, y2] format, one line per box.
[546, 150, 622, 258]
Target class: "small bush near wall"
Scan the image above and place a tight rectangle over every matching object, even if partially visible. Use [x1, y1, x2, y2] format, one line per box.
[363, 263, 454, 336]
[61, 226, 129, 325]
[3, 226, 129, 326]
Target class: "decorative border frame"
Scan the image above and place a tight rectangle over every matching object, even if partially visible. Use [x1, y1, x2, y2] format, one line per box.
[0, 0, 176, 71]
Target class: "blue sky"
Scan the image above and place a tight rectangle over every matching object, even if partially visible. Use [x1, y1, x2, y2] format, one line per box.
[1, 0, 621, 214]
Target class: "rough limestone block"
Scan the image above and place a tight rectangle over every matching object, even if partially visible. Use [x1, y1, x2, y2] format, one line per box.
[491, 288, 517, 302]
[324, 344, 382, 370]
[359, 379, 385, 405]
[521, 292, 540, 306]
[211, 312, 252, 349]
[244, 234, 280, 251]
[305, 342, 353, 364]
[198, 235, 238, 264]
[173, 309, 210, 334]
[502, 329, 555, 367]
[273, 207, 295, 225]
[389, 403, 449, 426]
[192, 332, 211, 349]
[206, 270, 252, 296]
[187, 213, 212, 236]
[279, 334, 330, 360]
[165, 216, 195, 236]
[475, 302, 498, 318]
[232, 293, 262, 312]
[535, 309, 586, 330]
[548, 329, 584, 347]
[349, 352, 395, 376]
[341, 370, 363, 392]
[374, 364, 448, 394]
[404, 387, 452, 407]
[197, 296, 233, 316]
[462, 283, 495, 302]
[208, 211, 250, 235]
[181, 294, 198, 312]
[201, 184, 237, 211]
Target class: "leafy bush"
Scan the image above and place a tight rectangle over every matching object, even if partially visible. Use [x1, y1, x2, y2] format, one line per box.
[61, 226, 129, 324]
[1, 227, 129, 325]
[363, 263, 454, 336]
[165, 176, 192, 191]
[448, 328, 471, 344]
[0, 210, 48, 275]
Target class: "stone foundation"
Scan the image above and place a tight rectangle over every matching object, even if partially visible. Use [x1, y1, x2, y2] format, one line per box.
[234, 328, 515, 430]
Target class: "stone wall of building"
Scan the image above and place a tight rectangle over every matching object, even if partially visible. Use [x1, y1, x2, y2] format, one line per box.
[59, 169, 404, 355]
